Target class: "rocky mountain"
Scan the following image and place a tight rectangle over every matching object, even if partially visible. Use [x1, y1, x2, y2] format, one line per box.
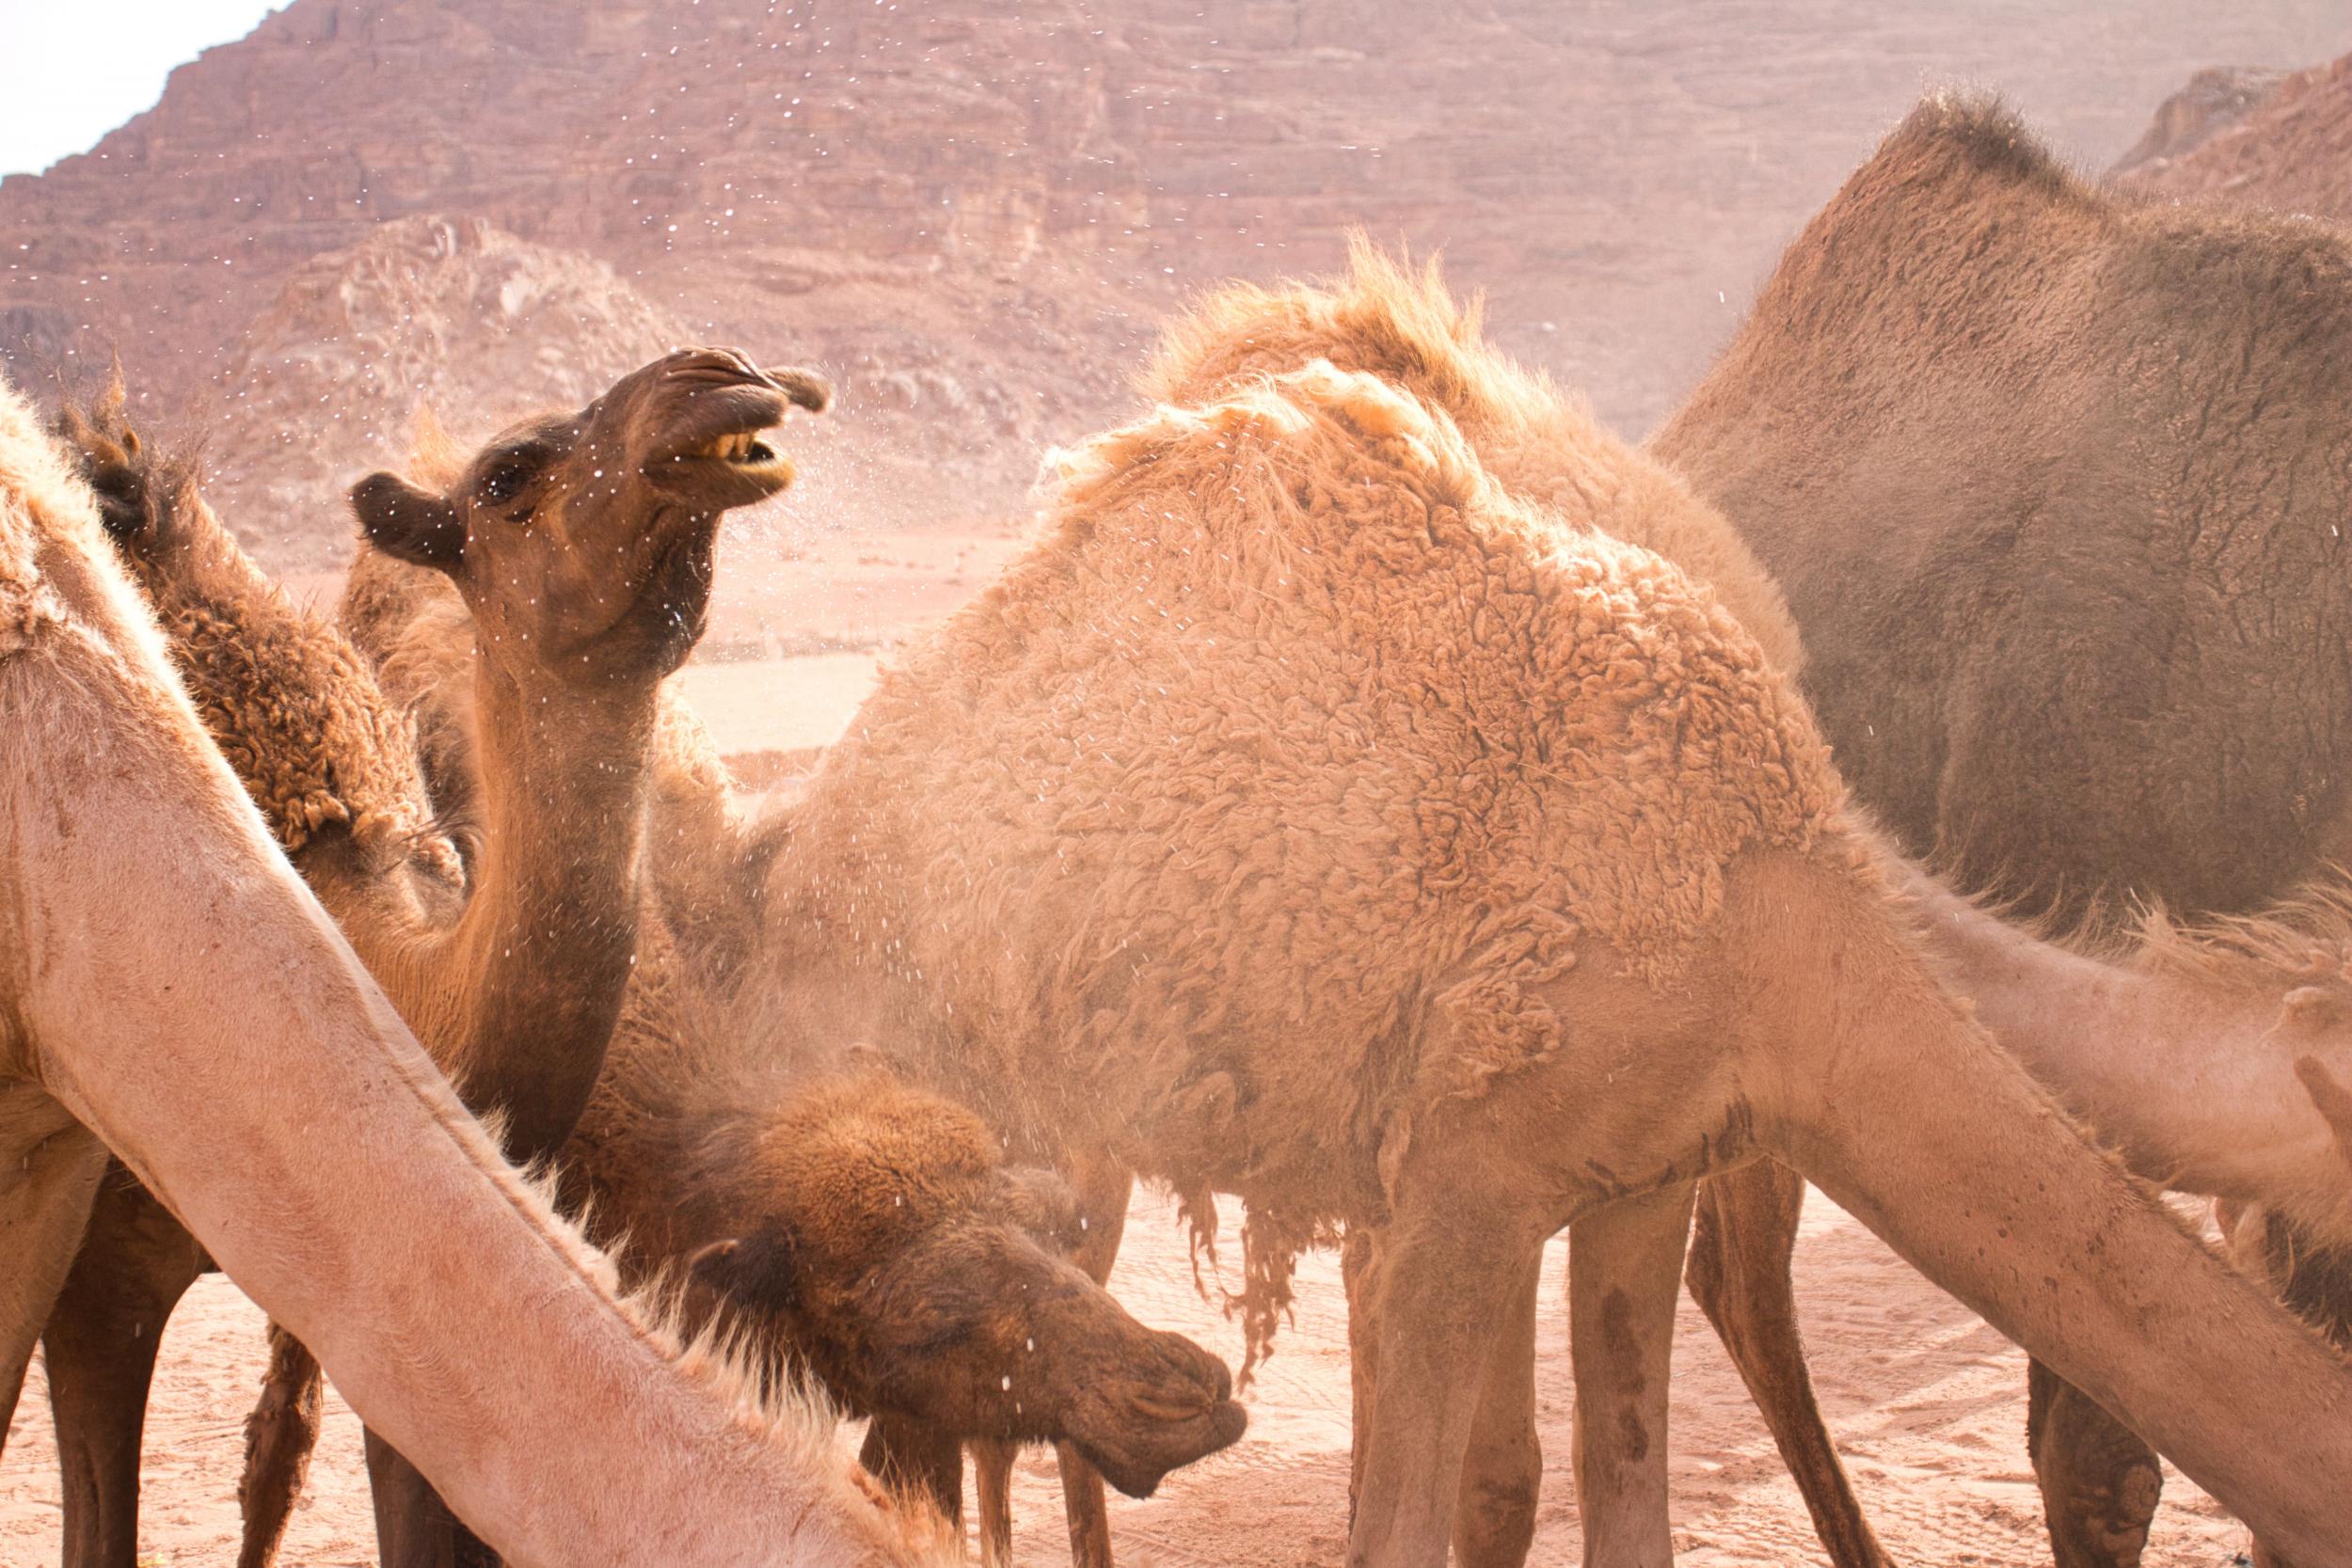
[194, 215, 688, 553]
[5, 1, 2349, 566]
[2114, 51, 2352, 219]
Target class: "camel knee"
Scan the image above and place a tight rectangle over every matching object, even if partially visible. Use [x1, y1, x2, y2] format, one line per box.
[1454, 1418, 1541, 1568]
[2027, 1360, 2160, 1568]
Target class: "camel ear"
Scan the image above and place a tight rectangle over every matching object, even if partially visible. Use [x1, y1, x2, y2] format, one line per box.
[766, 366, 833, 414]
[688, 1233, 799, 1313]
[351, 472, 464, 572]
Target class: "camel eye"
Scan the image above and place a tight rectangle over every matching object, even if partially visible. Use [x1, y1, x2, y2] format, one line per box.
[480, 463, 533, 505]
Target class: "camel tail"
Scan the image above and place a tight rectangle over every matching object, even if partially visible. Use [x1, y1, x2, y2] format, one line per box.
[1730, 848, 2352, 1568]
[236, 1322, 324, 1568]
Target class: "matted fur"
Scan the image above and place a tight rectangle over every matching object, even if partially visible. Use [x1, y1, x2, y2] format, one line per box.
[758, 363, 1839, 1362]
[1144, 237, 1805, 675]
[50, 390, 436, 858]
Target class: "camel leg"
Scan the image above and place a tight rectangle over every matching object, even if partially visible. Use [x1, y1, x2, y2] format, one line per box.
[1684, 1160, 1890, 1568]
[1568, 1181, 1698, 1568]
[46, 1174, 211, 1568]
[971, 1437, 1015, 1568]
[859, 1413, 964, 1529]
[0, 1101, 107, 1458]
[1452, 1248, 1544, 1568]
[238, 1324, 324, 1568]
[2025, 1357, 2160, 1568]
[1055, 1153, 1133, 1568]
[1345, 1159, 1548, 1567]
[363, 1430, 500, 1568]
[1341, 1225, 1380, 1528]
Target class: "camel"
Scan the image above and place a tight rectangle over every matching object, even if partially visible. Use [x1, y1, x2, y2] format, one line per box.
[1115, 239, 2352, 1567]
[317, 356, 2352, 1565]
[1650, 91, 2352, 1568]
[0, 372, 944, 1566]
[24, 347, 833, 1568]
[46, 396, 1244, 1568]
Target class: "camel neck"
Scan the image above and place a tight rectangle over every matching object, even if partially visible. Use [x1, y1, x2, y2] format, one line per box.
[420, 654, 663, 1161]
[1888, 857, 2342, 1221]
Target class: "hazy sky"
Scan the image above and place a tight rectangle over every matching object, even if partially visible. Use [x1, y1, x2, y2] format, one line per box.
[0, 2, 282, 178]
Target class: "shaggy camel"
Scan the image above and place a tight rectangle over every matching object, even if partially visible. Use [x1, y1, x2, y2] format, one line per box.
[342, 359, 2352, 1565]
[0, 373, 943, 1566]
[232, 549, 1242, 1568]
[1121, 238, 1823, 1568]
[25, 348, 832, 1568]
[1651, 93, 2352, 1568]
[1133, 240, 2352, 1568]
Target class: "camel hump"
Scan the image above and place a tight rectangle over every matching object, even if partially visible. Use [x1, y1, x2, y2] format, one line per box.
[47, 378, 203, 555]
[1874, 89, 2082, 199]
[1141, 234, 1493, 408]
[1049, 359, 1486, 524]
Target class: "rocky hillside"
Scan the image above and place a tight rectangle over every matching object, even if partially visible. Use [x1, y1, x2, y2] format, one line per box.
[2114, 51, 2352, 219]
[194, 215, 687, 551]
[5, 0, 2348, 566]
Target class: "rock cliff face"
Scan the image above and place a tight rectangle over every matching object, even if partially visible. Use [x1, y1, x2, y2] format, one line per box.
[5, 0, 2347, 564]
[2115, 52, 2352, 220]
[194, 215, 690, 556]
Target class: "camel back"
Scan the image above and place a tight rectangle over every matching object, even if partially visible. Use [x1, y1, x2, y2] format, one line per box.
[1653, 92, 2352, 923]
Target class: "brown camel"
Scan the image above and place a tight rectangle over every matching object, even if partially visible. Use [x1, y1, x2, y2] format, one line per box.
[25, 348, 832, 1568]
[1650, 92, 2352, 1568]
[0, 373, 943, 1566]
[339, 358, 2352, 1565]
[230, 548, 1242, 1568]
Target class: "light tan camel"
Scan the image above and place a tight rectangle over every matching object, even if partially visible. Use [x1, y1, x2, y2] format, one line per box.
[25, 350, 834, 1568]
[326, 359, 2352, 1566]
[1651, 91, 2352, 1568]
[0, 375, 945, 1566]
[1151, 241, 2352, 1568]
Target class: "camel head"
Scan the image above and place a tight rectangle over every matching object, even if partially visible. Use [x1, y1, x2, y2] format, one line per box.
[349, 347, 831, 688]
[690, 1075, 1247, 1498]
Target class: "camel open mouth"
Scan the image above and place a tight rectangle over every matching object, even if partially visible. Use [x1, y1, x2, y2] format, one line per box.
[691, 429, 787, 469]
[650, 414, 799, 502]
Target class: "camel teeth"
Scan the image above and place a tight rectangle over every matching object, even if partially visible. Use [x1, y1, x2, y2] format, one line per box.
[695, 433, 755, 461]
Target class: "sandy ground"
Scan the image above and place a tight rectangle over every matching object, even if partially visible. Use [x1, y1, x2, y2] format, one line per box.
[3, 525, 2252, 1567]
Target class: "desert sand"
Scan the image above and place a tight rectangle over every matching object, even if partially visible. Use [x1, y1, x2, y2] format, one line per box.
[1, 524, 2248, 1567]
